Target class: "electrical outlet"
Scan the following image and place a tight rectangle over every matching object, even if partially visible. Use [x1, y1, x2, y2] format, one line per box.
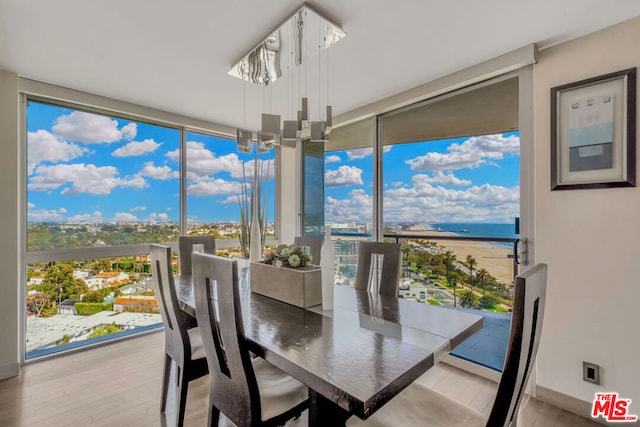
[583, 361, 600, 385]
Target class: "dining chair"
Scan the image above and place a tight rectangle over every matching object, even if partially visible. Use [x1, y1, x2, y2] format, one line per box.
[346, 263, 548, 427]
[294, 236, 322, 265]
[354, 241, 402, 297]
[192, 252, 309, 427]
[178, 235, 216, 276]
[150, 244, 208, 427]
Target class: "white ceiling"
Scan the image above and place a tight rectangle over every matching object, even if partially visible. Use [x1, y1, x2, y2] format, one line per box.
[1, 0, 639, 132]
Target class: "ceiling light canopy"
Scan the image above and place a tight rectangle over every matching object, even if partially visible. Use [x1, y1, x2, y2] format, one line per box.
[229, 3, 345, 147]
[228, 3, 345, 86]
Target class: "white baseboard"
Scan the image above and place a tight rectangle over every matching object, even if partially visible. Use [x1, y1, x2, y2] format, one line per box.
[443, 356, 608, 424]
[534, 385, 608, 425]
[0, 362, 19, 380]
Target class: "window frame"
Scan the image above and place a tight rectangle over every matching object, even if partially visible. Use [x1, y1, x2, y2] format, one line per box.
[19, 82, 280, 363]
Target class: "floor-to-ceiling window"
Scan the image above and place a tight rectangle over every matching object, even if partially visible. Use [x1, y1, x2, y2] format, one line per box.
[184, 131, 275, 256]
[302, 75, 524, 371]
[379, 76, 520, 311]
[304, 118, 376, 285]
[25, 99, 181, 358]
[23, 98, 274, 359]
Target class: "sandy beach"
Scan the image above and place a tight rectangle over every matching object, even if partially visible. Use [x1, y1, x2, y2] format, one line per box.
[401, 229, 516, 284]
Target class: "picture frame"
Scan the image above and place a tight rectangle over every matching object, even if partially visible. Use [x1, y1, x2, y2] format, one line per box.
[550, 67, 636, 190]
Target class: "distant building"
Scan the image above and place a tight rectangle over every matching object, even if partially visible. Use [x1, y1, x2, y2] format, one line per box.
[28, 275, 45, 286]
[73, 270, 89, 280]
[85, 271, 130, 290]
[399, 279, 428, 302]
[113, 295, 158, 312]
[58, 299, 80, 315]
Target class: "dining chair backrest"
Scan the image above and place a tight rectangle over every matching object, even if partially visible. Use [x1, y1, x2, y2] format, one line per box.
[354, 241, 402, 297]
[150, 244, 191, 364]
[192, 252, 262, 425]
[179, 235, 216, 276]
[485, 263, 548, 427]
[294, 236, 322, 265]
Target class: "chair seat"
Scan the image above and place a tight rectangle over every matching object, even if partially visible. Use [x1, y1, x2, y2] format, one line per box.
[252, 357, 308, 422]
[187, 327, 206, 360]
[346, 382, 486, 427]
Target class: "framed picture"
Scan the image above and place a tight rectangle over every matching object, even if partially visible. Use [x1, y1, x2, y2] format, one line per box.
[551, 67, 636, 190]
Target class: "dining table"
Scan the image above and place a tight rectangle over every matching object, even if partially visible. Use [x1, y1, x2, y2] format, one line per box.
[175, 274, 483, 426]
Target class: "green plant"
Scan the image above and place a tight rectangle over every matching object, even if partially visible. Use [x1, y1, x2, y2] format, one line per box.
[87, 322, 122, 339]
[261, 244, 312, 269]
[74, 302, 113, 315]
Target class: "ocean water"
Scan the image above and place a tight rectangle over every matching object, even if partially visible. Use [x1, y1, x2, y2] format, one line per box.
[430, 223, 519, 247]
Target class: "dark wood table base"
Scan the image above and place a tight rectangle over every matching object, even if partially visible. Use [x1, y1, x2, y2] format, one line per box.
[309, 390, 351, 427]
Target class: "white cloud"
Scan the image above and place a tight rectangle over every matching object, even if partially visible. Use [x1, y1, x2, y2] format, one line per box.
[325, 155, 341, 163]
[167, 141, 275, 182]
[27, 130, 89, 174]
[346, 148, 372, 160]
[325, 189, 373, 223]
[325, 174, 519, 224]
[130, 206, 146, 212]
[121, 123, 137, 140]
[52, 111, 131, 143]
[149, 212, 169, 223]
[27, 202, 35, 209]
[167, 141, 241, 174]
[67, 211, 103, 222]
[118, 176, 147, 189]
[220, 195, 242, 205]
[114, 212, 138, 221]
[138, 162, 178, 180]
[112, 139, 161, 157]
[187, 179, 245, 197]
[414, 171, 472, 186]
[344, 146, 390, 160]
[383, 178, 519, 223]
[325, 165, 364, 187]
[28, 207, 68, 222]
[28, 163, 146, 195]
[406, 134, 519, 171]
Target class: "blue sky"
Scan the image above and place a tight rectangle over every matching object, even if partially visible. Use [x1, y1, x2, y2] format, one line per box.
[324, 132, 520, 224]
[26, 101, 273, 224]
[27, 100, 519, 225]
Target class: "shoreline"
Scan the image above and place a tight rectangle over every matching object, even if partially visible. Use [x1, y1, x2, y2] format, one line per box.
[400, 229, 515, 284]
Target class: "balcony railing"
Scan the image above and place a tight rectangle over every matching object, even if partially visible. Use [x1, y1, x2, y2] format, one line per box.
[329, 231, 520, 371]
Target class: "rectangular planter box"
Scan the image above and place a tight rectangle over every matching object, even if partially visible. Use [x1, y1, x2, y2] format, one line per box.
[250, 262, 322, 308]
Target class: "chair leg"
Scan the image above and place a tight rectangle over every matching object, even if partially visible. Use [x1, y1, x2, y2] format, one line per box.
[176, 367, 189, 427]
[208, 402, 220, 427]
[160, 354, 172, 413]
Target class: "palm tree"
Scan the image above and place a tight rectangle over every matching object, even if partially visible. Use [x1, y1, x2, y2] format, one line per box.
[443, 251, 456, 282]
[441, 251, 458, 306]
[476, 268, 488, 296]
[466, 255, 476, 289]
[451, 274, 459, 307]
[459, 289, 478, 309]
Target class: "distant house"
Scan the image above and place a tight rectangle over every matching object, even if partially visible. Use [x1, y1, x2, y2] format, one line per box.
[58, 299, 80, 315]
[113, 295, 158, 313]
[28, 275, 45, 286]
[398, 279, 428, 303]
[85, 271, 130, 290]
[73, 270, 89, 280]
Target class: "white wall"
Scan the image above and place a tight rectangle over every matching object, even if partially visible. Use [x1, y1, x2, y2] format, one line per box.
[0, 69, 20, 378]
[534, 17, 640, 404]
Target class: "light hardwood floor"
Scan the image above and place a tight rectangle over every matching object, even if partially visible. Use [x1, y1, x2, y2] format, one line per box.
[0, 331, 602, 426]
